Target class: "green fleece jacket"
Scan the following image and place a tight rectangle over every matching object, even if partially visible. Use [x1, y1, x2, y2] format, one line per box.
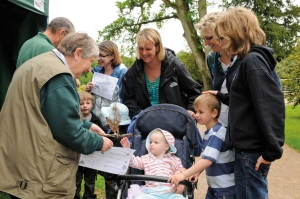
[16, 32, 55, 68]
[40, 73, 104, 153]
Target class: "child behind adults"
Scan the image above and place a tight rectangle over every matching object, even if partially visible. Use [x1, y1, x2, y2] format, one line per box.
[120, 128, 187, 199]
[74, 91, 104, 199]
[98, 102, 132, 199]
[169, 94, 235, 199]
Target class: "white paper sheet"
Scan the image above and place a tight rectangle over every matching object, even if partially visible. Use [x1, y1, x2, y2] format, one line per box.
[91, 72, 118, 100]
[79, 147, 135, 175]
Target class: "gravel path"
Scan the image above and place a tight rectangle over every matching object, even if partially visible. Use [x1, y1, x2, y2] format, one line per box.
[193, 125, 300, 199]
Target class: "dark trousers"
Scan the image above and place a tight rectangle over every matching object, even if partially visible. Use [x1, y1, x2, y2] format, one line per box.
[9, 194, 20, 199]
[74, 166, 97, 199]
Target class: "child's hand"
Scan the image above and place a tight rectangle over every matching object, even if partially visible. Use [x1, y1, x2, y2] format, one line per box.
[120, 137, 130, 148]
[175, 184, 184, 194]
[187, 172, 201, 183]
[168, 173, 185, 186]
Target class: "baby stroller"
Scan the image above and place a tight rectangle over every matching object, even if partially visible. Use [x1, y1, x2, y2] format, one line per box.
[116, 104, 203, 199]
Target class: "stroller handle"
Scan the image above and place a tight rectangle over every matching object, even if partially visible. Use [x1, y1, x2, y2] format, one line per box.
[116, 174, 194, 192]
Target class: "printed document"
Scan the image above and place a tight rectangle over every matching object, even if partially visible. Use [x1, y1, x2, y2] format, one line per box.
[91, 72, 118, 100]
[79, 147, 135, 175]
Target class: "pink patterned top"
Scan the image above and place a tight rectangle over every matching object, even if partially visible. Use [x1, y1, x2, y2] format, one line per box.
[129, 152, 184, 188]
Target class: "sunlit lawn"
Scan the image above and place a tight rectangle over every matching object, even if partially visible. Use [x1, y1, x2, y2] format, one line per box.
[284, 105, 300, 152]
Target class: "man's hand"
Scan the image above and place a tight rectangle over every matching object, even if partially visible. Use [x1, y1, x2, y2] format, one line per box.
[101, 137, 113, 152]
[255, 155, 271, 170]
[89, 124, 105, 135]
[120, 137, 130, 148]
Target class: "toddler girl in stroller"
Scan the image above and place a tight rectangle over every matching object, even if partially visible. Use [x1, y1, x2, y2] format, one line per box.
[120, 128, 187, 199]
[117, 104, 203, 199]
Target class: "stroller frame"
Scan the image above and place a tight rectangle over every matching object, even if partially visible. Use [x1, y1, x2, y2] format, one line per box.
[116, 104, 203, 199]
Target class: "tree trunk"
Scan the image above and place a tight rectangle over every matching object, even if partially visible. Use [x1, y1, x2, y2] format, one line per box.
[175, 0, 211, 90]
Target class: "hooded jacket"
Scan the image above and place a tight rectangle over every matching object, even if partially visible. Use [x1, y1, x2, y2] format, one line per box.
[121, 48, 202, 118]
[225, 45, 285, 162]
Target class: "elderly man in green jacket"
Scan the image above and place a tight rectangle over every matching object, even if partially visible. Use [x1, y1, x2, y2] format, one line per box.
[16, 17, 75, 68]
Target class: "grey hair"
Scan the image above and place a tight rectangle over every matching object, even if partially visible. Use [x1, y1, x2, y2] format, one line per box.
[47, 17, 75, 34]
[195, 12, 224, 35]
[57, 32, 99, 58]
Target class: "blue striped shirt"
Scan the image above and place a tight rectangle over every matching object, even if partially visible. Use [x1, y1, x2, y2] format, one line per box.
[202, 122, 235, 196]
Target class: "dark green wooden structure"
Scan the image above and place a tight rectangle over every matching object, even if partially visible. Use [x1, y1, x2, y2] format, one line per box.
[0, 0, 49, 109]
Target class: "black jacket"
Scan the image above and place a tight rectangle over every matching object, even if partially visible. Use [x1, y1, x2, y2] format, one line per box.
[224, 45, 285, 162]
[121, 48, 202, 118]
[213, 53, 241, 92]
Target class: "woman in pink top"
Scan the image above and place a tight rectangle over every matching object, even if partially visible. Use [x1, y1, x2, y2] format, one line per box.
[120, 128, 186, 199]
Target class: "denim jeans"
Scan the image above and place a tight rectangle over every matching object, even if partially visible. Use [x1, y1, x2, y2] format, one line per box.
[234, 150, 270, 199]
[205, 187, 236, 199]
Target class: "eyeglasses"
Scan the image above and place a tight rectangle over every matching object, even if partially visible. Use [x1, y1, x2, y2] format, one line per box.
[202, 36, 214, 41]
[99, 54, 112, 58]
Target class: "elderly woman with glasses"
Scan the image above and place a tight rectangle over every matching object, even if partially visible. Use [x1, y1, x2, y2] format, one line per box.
[121, 28, 202, 119]
[0, 33, 113, 199]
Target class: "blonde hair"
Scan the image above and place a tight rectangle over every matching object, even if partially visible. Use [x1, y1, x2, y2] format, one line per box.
[57, 32, 99, 59]
[136, 28, 165, 61]
[214, 7, 266, 58]
[79, 91, 94, 103]
[98, 40, 122, 67]
[194, 94, 221, 118]
[195, 11, 224, 36]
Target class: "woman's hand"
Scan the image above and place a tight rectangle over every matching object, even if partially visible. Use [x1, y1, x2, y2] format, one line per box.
[89, 124, 106, 135]
[85, 82, 94, 92]
[202, 90, 218, 95]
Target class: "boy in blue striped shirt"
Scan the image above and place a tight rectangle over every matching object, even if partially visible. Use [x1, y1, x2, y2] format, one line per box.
[169, 94, 235, 199]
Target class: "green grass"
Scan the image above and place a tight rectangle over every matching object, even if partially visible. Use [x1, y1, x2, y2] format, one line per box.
[93, 175, 106, 199]
[284, 105, 300, 152]
[0, 176, 106, 199]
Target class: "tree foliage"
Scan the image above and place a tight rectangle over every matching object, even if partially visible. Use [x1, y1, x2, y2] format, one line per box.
[177, 50, 203, 84]
[276, 39, 300, 108]
[98, 0, 300, 90]
[221, 0, 300, 61]
[98, 0, 212, 90]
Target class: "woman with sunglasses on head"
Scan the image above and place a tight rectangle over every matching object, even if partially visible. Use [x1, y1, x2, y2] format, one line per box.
[121, 28, 202, 119]
[195, 11, 241, 128]
[213, 7, 285, 199]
